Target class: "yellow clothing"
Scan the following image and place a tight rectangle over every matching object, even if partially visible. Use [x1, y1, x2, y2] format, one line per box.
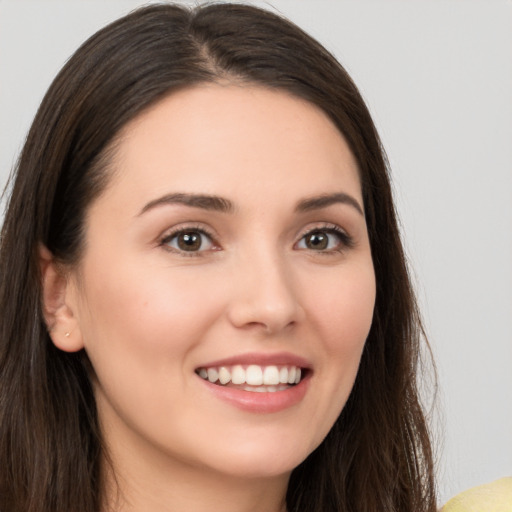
[443, 478, 512, 512]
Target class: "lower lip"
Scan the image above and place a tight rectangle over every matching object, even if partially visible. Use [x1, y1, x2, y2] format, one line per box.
[199, 375, 310, 413]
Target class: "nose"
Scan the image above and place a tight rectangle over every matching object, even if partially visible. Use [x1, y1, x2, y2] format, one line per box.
[226, 250, 304, 335]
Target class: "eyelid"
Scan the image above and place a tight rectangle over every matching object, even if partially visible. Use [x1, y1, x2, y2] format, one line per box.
[157, 221, 354, 256]
[159, 223, 220, 255]
[295, 223, 354, 252]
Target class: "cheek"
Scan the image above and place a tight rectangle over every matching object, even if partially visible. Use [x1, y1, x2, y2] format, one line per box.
[307, 262, 376, 357]
[74, 262, 228, 434]
[75, 260, 225, 370]
[290, 261, 375, 451]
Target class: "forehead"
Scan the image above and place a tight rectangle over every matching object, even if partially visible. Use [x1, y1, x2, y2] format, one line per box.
[96, 84, 362, 211]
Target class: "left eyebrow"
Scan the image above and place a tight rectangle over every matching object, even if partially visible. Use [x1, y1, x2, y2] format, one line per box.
[295, 192, 364, 216]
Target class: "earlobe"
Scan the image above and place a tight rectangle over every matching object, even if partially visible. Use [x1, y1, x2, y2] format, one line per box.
[39, 245, 84, 352]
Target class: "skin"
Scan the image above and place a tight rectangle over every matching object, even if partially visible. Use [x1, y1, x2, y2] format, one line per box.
[43, 84, 376, 512]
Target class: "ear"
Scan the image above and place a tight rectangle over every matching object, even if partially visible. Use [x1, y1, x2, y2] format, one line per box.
[39, 245, 84, 352]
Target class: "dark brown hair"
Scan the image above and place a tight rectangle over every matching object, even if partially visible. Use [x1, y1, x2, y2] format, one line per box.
[0, 3, 436, 511]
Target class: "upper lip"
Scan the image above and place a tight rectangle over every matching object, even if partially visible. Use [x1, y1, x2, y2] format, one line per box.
[196, 352, 312, 370]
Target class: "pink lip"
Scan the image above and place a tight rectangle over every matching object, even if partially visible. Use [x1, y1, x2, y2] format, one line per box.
[195, 351, 313, 414]
[198, 373, 311, 413]
[196, 351, 312, 370]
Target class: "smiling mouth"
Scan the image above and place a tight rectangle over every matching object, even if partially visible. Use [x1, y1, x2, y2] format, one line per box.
[195, 364, 305, 392]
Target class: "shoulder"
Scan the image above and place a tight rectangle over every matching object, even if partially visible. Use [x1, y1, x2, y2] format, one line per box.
[442, 478, 512, 512]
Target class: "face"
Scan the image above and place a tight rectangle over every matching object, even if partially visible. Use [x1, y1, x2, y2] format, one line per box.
[63, 85, 375, 481]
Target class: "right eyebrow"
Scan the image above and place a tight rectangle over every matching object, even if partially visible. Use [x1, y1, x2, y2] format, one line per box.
[137, 193, 235, 216]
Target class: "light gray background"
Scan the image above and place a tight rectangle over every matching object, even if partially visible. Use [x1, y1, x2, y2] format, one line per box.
[1, 0, 511, 505]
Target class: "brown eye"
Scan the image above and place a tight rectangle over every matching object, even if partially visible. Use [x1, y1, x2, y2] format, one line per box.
[163, 230, 214, 253]
[177, 232, 202, 251]
[296, 227, 351, 252]
[304, 231, 329, 250]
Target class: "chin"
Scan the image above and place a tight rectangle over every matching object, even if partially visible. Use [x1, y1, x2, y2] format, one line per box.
[199, 435, 316, 480]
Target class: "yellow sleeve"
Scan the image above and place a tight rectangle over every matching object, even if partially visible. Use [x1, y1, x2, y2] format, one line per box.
[442, 478, 512, 512]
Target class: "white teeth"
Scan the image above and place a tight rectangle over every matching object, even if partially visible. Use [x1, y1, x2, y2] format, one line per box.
[263, 366, 280, 385]
[246, 365, 263, 385]
[231, 365, 245, 385]
[218, 367, 230, 385]
[197, 364, 304, 388]
[207, 368, 218, 383]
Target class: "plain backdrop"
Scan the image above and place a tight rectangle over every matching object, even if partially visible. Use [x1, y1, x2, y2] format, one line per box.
[1, 0, 511, 505]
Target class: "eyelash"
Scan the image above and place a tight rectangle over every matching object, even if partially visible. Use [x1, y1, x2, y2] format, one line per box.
[159, 223, 354, 256]
[296, 224, 354, 254]
[160, 225, 218, 257]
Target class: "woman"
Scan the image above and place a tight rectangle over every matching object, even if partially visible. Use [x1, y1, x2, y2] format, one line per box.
[0, 3, 436, 512]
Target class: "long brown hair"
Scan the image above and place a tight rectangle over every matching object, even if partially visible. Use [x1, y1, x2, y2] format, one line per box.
[0, 3, 436, 511]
